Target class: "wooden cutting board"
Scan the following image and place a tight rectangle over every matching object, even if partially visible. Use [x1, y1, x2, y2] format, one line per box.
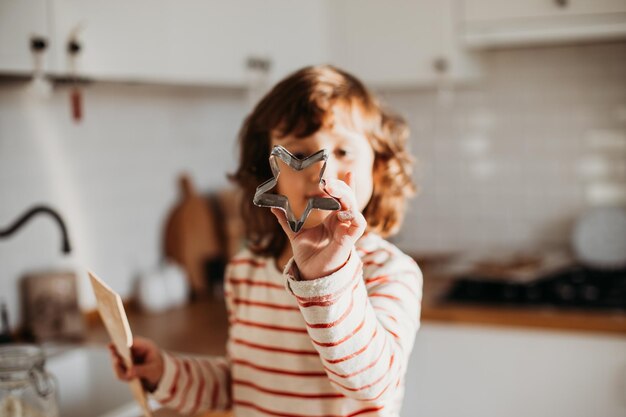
[89, 271, 153, 417]
[163, 175, 224, 294]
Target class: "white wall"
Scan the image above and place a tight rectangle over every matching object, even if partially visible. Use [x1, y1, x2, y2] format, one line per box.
[0, 82, 247, 327]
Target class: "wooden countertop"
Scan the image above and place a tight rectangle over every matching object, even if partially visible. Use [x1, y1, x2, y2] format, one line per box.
[416, 254, 626, 335]
[421, 271, 626, 335]
[86, 297, 229, 355]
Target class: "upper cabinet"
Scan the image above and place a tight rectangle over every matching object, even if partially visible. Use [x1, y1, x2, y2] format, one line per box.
[327, 0, 483, 88]
[47, 0, 327, 86]
[0, 0, 50, 74]
[460, 0, 626, 48]
[0, 0, 481, 89]
[8, 1, 623, 88]
[1, 0, 482, 88]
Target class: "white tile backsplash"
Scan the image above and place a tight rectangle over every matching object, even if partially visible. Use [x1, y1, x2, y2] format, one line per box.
[0, 82, 247, 328]
[384, 42, 626, 254]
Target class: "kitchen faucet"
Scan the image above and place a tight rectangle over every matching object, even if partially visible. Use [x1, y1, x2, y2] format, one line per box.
[0, 205, 71, 254]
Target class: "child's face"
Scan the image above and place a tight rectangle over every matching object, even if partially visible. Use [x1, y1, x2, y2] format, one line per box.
[271, 124, 375, 229]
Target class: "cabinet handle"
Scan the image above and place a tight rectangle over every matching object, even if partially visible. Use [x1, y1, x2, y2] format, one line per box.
[68, 39, 82, 55]
[67, 23, 85, 56]
[30, 36, 48, 53]
[246, 56, 272, 73]
[433, 57, 449, 74]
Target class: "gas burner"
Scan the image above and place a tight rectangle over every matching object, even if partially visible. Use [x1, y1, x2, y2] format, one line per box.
[444, 266, 626, 311]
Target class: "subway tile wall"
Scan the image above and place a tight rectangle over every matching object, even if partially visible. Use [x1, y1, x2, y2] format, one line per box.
[382, 42, 626, 255]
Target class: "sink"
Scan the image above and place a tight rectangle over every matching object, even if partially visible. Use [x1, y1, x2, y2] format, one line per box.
[44, 345, 160, 417]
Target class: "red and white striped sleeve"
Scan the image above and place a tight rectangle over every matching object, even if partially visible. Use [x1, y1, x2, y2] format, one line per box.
[284, 247, 422, 406]
[151, 352, 231, 415]
[150, 262, 238, 415]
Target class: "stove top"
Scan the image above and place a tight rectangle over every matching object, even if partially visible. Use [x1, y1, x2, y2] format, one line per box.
[444, 266, 626, 311]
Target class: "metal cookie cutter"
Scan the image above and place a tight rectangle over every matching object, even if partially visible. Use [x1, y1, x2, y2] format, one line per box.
[253, 145, 341, 233]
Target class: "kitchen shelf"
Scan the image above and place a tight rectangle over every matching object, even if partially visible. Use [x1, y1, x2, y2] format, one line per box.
[0, 73, 248, 92]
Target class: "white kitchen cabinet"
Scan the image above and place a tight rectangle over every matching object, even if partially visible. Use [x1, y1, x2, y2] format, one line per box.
[460, 0, 626, 48]
[47, 0, 327, 86]
[404, 323, 626, 417]
[2, 1, 486, 88]
[0, 0, 50, 74]
[328, 0, 482, 88]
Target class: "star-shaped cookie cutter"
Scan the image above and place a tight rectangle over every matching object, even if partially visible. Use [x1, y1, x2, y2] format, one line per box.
[253, 145, 341, 232]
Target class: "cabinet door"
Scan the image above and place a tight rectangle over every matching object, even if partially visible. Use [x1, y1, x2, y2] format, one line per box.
[328, 0, 481, 88]
[404, 324, 626, 417]
[461, 0, 626, 48]
[463, 0, 626, 21]
[49, 0, 177, 83]
[48, 0, 328, 86]
[245, 0, 328, 84]
[0, 0, 50, 74]
[165, 0, 328, 85]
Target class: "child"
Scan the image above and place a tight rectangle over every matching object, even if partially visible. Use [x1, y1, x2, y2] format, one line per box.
[110, 65, 422, 417]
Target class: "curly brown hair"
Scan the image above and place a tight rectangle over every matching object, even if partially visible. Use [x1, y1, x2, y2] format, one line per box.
[230, 65, 416, 257]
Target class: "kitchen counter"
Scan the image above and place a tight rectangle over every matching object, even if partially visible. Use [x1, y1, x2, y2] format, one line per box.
[421, 272, 626, 335]
[86, 260, 626, 351]
[86, 296, 229, 355]
[416, 255, 626, 335]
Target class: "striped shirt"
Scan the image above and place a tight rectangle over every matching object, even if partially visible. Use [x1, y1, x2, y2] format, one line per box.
[152, 233, 423, 416]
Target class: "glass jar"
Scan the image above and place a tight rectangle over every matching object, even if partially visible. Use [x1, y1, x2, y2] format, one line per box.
[0, 344, 59, 417]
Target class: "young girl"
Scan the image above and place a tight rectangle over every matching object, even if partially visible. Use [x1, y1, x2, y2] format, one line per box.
[110, 65, 422, 417]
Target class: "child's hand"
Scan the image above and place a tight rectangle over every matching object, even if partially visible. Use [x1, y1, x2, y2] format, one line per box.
[108, 336, 164, 392]
[272, 172, 366, 280]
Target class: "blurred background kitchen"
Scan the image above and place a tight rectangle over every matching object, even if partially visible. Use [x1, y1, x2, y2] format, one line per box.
[1, 1, 626, 417]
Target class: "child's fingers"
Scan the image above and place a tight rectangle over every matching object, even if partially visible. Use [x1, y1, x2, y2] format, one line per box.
[322, 176, 366, 237]
[322, 178, 357, 211]
[115, 362, 133, 381]
[131, 363, 152, 379]
[347, 211, 367, 238]
[130, 337, 153, 356]
[339, 171, 359, 225]
[109, 348, 133, 381]
[336, 207, 367, 238]
[109, 343, 141, 379]
[131, 336, 162, 364]
[108, 343, 124, 363]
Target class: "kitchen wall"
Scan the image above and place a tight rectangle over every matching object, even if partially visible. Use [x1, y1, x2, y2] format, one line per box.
[0, 82, 248, 327]
[1, 41, 625, 328]
[385, 41, 626, 255]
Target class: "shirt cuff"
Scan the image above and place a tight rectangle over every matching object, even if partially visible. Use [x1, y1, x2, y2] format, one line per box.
[284, 249, 361, 299]
[151, 351, 178, 401]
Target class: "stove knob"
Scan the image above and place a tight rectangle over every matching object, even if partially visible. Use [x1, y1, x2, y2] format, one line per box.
[526, 285, 542, 302]
[556, 283, 575, 301]
[580, 285, 599, 301]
